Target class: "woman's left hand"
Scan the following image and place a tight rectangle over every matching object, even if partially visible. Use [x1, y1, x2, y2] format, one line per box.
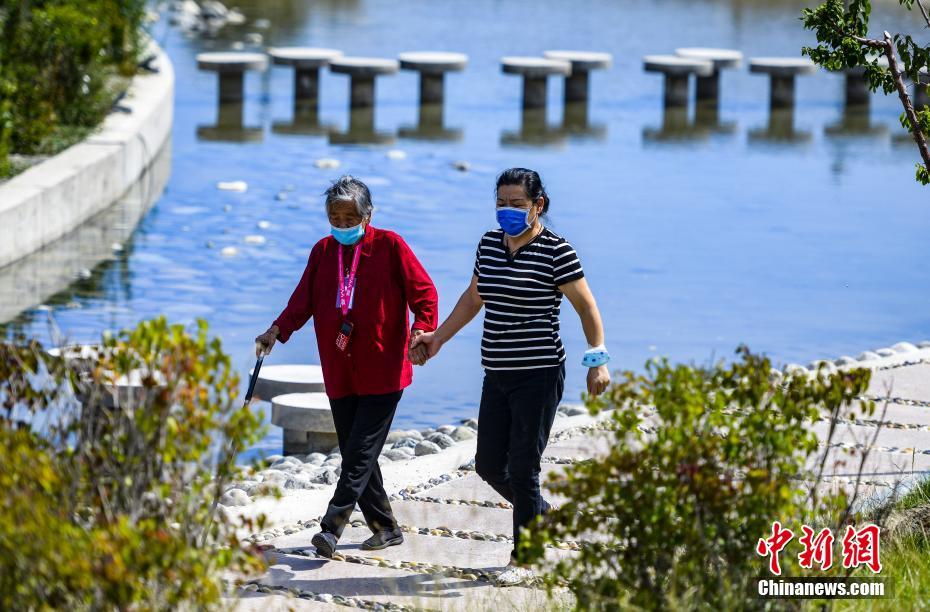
[587, 365, 610, 396]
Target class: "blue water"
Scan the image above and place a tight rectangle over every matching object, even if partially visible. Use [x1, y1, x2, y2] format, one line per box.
[5, 0, 929, 456]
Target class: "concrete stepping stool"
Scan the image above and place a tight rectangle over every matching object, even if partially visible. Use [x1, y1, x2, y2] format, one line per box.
[543, 50, 612, 105]
[399, 51, 468, 106]
[840, 56, 888, 108]
[47, 344, 167, 407]
[915, 67, 929, 109]
[643, 55, 713, 107]
[268, 47, 342, 107]
[329, 57, 399, 109]
[196, 52, 268, 103]
[250, 364, 325, 402]
[675, 48, 742, 102]
[501, 56, 571, 110]
[271, 392, 338, 455]
[749, 57, 817, 110]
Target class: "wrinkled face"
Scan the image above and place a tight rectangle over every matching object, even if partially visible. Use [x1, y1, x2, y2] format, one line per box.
[495, 184, 543, 218]
[328, 200, 368, 229]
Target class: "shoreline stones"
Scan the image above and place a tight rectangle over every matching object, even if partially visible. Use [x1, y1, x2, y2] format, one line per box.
[222, 405, 595, 506]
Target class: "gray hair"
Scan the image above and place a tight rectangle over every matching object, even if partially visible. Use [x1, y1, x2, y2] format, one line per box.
[323, 175, 373, 218]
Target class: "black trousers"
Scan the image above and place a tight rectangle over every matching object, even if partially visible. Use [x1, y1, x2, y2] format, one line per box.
[474, 363, 565, 560]
[320, 390, 402, 538]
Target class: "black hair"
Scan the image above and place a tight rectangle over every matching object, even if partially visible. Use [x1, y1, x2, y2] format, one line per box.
[495, 167, 550, 214]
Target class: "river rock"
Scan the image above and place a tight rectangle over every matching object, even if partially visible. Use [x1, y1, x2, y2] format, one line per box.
[314, 158, 340, 169]
[318, 467, 339, 485]
[405, 429, 424, 441]
[219, 488, 250, 506]
[392, 438, 418, 450]
[304, 452, 327, 465]
[217, 180, 247, 192]
[461, 418, 478, 429]
[886, 503, 930, 542]
[271, 456, 302, 471]
[436, 424, 455, 435]
[200, 0, 228, 20]
[565, 405, 588, 417]
[259, 469, 289, 484]
[385, 430, 409, 444]
[285, 474, 317, 490]
[426, 432, 455, 449]
[415, 440, 442, 456]
[451, 426, 476, 441]
[382, 448, 414, 461]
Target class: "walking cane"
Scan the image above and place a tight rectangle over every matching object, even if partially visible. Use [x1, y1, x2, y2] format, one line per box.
[245, 353, 264, 406]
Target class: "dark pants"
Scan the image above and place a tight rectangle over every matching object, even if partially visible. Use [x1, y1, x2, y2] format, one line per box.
[474, 363, 565, 560]
[320, 390, 402, 539]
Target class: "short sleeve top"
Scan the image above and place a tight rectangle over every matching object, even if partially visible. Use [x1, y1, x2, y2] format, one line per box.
[473, 227, 584, 370]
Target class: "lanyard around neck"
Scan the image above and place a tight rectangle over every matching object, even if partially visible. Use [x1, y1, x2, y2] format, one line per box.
[337, 244, 362, 317]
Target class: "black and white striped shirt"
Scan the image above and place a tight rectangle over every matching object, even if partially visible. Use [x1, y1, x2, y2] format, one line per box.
[473, 227, 585, 370]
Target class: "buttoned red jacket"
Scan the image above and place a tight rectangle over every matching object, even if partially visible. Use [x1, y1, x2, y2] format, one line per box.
[273, 226, 438, 399]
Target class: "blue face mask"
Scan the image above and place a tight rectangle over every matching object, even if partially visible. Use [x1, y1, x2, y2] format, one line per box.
[496, 207, 534, 237]
[331, 222, 366, 245]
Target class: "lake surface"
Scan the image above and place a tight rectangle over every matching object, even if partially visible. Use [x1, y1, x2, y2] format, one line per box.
[4, 0, 929, 457]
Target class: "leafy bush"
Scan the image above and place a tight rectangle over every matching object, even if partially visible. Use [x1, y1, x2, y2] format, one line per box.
[521, 347, 874, 610]
[0, 1, 147, 177]
[0, 317, 268, 609]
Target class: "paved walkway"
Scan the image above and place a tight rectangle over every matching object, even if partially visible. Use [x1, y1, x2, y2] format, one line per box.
[227, 344, 930, 610]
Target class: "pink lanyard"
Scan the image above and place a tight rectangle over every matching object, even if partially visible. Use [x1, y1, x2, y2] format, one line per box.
[337, 244, 362, 317]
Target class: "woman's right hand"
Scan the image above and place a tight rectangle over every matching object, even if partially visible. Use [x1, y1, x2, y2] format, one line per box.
[410, 331, 443, 362]
[255, 325, 279, 357]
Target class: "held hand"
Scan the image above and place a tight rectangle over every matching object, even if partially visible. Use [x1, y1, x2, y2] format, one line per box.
[255, 326, 278, 357]
[408, 329, 428, 366]
[587, 365, 610, 397]
[410, 331, 444, 361]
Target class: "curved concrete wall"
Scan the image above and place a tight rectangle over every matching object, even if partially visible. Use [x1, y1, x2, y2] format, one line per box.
[0, 39, 174, 269]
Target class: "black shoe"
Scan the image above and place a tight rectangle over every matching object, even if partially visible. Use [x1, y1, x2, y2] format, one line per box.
[361, 529, 404, 550]
[311, 531, 337, 558]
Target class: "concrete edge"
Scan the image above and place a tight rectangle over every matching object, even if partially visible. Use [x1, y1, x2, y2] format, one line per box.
[0, 37, 174, 269]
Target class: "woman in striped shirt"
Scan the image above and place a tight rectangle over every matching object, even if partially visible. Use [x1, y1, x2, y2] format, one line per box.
[410, 167, 610, 585]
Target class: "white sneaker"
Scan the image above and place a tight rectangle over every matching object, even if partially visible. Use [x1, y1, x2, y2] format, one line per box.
[495, 564, 535, 587]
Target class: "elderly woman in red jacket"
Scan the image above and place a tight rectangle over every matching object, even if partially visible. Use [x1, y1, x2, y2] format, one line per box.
[254, 175, 438, 557]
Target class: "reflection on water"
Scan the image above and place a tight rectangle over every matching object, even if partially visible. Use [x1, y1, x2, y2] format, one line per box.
[0, 137, 171, 330]
[197, 102, 264, 142]
[399, 104, 463, 142]
[272, 101, 332, 137]
[643, 107, 712, 143]
[329, 107, 395, 145]
[748, 108, 813, 144]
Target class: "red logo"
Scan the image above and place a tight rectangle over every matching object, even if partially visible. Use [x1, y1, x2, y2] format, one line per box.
[756, 521, 795, 575]
[841, 524, 882, 573]
[757, 523, 882, 575]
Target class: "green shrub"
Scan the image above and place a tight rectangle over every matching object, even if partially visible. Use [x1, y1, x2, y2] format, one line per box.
[0, 1, 146, 177]
[0, 317, 269, 609]
[521, 347, 874, 610]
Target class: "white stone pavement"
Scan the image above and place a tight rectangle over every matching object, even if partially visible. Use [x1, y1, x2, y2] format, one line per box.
[226, 342, 930, 610]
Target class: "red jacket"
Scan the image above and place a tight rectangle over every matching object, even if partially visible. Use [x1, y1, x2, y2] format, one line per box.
[273, 226, 438, 399]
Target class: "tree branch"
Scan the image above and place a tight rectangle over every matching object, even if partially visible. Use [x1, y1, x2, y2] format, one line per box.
[880, 30, 930, 176]
[915, 0, 930, 29]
